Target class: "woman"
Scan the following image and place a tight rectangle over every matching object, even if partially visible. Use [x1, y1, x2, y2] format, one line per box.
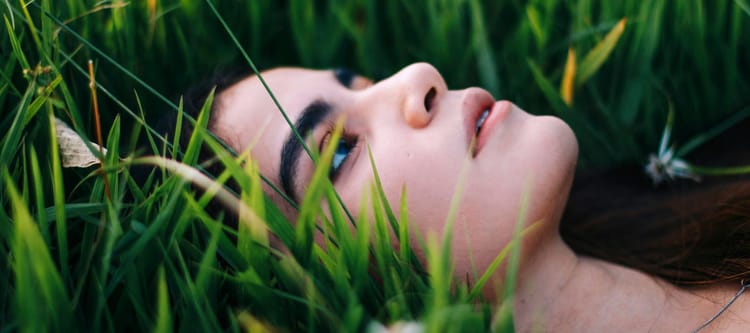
[168, 62, 750, 332]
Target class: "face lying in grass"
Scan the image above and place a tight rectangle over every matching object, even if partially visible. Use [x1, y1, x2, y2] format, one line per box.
[184, 62, 750, 331]
[211, 62, 578, 287]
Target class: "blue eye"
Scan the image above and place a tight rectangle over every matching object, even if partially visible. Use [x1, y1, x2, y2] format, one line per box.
[330, 138, 355, 179]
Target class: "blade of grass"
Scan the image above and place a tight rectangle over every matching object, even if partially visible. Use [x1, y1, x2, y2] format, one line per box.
[154, 266, 173, 333]
[691, 164, 750, 176]
[28, 146, 48, 243]
[194, 209, 223, 296]
[1, 82, 34, 164]
[183, 90, 214, 164]
[576, 18, 627, 86]
[561, 47, 577, 106]
[203, 0, 312, 161]
[676, 106, 750, 157]
[469, 0, 499, 95]
[527, 59, 569, 114]
[4, 15, 30, 70]
[47, 106, 70, 283]
[734, 0, 750, 17]
[204, 0, 358, 225]
[18, 0, 42, 59]
[294, 120, 345, 265]
[33, 3, 178, 109]
[5, 169, 74, 332]
[87, 60, 110, 199]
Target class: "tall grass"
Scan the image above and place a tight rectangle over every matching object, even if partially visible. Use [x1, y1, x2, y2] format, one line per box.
[1, 0, 749, 332]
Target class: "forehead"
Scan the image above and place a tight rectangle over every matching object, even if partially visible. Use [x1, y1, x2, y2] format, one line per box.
[212, 67, 339, 182]
[219, 67, 336, 125]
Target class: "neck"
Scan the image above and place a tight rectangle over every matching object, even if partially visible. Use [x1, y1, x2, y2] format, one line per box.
[511, 233, 750, 332]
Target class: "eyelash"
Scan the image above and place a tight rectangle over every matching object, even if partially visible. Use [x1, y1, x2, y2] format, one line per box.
[320, 127, 359, 181]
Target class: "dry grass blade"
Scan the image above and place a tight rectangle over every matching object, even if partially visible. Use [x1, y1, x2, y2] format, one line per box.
[576, 18, 627, 86]
[87, 60, 110, 199]
[131, 156, 268, 236]
[54, 117, 106, 168]
[561, 47, 577, 106]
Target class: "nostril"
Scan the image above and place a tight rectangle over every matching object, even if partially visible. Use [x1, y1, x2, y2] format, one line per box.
[424, 87, 437, 113]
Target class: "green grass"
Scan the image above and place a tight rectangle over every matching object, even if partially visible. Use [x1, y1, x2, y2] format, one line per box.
[1, 0, 749, 332]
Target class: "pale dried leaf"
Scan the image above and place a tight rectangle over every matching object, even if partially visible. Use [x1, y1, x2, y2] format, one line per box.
[367, 321, 424, 333]
[54, 117, 107, 168]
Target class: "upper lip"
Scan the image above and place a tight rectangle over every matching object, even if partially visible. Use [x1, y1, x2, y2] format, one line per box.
[461, 88, 496, 154]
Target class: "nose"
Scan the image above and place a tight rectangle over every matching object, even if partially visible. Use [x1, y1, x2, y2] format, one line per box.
[384, 63, 447, 128]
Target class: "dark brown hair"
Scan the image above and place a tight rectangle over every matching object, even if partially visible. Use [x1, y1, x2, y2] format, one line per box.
[157, 66, 252, 156]
[140, 66, 253, 229]
[561, 118, 750, 285]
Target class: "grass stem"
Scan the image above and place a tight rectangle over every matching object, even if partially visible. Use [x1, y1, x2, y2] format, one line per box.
[87, 59, 110, 200]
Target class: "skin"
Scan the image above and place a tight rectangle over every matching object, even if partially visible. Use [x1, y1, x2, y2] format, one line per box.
[211, 63, 750, 331]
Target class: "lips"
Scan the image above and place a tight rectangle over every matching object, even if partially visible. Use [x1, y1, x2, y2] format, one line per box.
[472, 100, 512, 156]
[458, 88, 513, 157]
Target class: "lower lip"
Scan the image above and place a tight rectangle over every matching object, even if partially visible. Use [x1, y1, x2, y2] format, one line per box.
[474, 100, 512, 157]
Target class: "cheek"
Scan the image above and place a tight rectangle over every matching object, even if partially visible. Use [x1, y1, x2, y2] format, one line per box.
[332, 136, 463, 234]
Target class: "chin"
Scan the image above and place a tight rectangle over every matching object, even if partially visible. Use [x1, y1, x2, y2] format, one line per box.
[499, 113, 578, 226]
[531, 115, 578, 223]
[536, 114, 578, 154]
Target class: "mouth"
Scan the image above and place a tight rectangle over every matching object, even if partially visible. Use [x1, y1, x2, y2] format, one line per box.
[475, 109, 490, 135]
[472, 100, 512, 157]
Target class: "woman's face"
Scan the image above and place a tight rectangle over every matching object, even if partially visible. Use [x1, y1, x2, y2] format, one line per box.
[213, 63, 578, 282]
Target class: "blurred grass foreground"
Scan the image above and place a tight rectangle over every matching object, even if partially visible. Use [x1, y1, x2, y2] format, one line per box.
[1, 0, 749, 332]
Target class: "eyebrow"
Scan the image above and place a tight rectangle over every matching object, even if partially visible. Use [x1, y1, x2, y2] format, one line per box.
[279, 99, 333, 202]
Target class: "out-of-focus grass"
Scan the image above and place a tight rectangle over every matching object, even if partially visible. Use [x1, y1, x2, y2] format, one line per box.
[5, 1, 747, 167]
[1, 0, 749, 331]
